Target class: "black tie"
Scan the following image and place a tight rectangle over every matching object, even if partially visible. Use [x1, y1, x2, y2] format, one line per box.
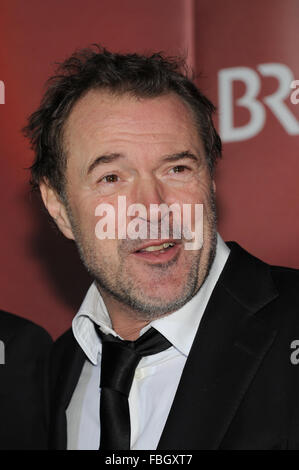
[97, 327, 172, 450]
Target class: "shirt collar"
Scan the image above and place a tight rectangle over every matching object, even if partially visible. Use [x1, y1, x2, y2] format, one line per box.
[72, 233, 230, 364]
[149, 234, 230, 356]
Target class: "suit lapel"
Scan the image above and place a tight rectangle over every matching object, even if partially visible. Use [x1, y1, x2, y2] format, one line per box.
[158, 242, 278, 450]
[49, 331, 86, 449]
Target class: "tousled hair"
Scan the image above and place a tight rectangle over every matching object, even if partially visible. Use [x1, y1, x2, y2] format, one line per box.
[23, 45, 222, 197]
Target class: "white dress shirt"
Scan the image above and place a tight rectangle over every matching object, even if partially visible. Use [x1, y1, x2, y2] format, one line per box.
[66, 234, 230, 450]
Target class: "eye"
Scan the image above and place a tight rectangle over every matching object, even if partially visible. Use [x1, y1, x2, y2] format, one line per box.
[100, 174, 119, 183]
[171, 165, 189, 173]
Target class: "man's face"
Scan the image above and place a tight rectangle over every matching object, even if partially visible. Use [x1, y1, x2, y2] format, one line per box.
[51, 90, 217, 320]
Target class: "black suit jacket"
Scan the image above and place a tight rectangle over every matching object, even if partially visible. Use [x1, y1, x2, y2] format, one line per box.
[49, 242, 299, 450]
[0, 310, 52, 449]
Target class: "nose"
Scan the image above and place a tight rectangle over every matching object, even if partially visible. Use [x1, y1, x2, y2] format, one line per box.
[131, 175, 166, 220]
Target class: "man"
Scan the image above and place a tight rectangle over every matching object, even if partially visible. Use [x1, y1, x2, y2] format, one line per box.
[24, 46, 299, 450]
[0, 309, 52, 449]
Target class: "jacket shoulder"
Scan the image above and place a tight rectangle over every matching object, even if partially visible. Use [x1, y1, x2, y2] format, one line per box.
[270, 264, 299, 285]
[223, 242, 299, 322]
[269, 265, 299, 309]
[0, 309, 52, 347]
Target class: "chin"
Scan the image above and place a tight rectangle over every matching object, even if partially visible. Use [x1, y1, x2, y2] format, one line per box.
[141, 282, 189, 305]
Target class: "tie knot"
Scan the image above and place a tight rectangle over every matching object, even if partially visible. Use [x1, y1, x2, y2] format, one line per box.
[97, 327, 171, 396]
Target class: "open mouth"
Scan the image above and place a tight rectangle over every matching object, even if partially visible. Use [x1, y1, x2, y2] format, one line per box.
[132, 240, 181, 263]
[136, 241, 176, 254]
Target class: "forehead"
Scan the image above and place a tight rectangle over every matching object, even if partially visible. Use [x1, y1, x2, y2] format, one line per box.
[63, 89, 202, 156]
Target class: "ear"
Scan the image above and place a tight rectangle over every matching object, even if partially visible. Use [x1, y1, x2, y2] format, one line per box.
[39, 180, 75, 240]
[212, 180, 216, 193]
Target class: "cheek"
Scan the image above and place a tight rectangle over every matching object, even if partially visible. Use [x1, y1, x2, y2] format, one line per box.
[176, 184, 213, 213]
[181, 184, 214, 235]
[69, 193, 104, 236]
[95, 239, 118, 257]
[78, 207, 98, 237]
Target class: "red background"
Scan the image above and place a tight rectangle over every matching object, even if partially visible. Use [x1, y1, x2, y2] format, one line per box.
[0, 0, 298, 339]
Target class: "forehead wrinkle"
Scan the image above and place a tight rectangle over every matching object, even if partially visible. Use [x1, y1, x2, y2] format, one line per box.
[66, 93, 197, 140]
[63, 91, 205, 175]
[92, 119, 193, 142]
[65, 119, 189, 157]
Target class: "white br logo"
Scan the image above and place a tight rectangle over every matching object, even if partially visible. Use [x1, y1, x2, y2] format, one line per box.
[0, 80, 4, 104]
[218, 64, 299, 142]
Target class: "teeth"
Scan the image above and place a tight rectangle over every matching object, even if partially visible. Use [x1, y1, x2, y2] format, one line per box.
[141, 242, 175, 252]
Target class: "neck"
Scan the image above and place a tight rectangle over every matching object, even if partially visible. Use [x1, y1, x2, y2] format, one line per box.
[98, 287, 150, 340]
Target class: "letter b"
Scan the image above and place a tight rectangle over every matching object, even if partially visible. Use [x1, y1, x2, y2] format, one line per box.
[218, 67, 265, 142]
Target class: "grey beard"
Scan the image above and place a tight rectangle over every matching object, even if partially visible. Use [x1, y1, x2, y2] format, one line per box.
[65, 187, 218, 322]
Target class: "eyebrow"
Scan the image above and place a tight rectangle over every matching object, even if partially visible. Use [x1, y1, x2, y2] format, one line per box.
[161, 150, 200, 164]
[87, 153, 124, 175]
[86, 150, 200, 175]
